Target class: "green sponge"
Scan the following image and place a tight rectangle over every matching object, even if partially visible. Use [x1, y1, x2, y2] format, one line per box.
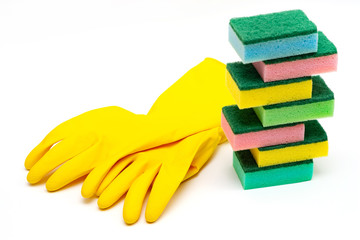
[233, 150, 313, 190]
[253, 76, 334, 127]
[229, 9, 317, 45]
[228, 10, 318, 63]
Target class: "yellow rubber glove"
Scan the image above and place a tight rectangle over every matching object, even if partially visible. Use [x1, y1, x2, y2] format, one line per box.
[25, 58, 234, 196]
[25, 107, 143, 190]
[96, 127, 224, 224]
[81, 58, 234, 198]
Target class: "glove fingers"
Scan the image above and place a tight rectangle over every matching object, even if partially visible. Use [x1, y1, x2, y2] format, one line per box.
[145, 128, 220, 223]
[45, 142, 102, 191]
[24, 136, 64, 170]
[97, 158, 153, 209]
[123, 163, 161, 225]
[96, 154, 136, 196]
[24, 117, 77, 170]
[26, 134, 96, 184]
[81, 152, 125, 198]
[145, 156, 193, 223]
[42, 121, 71, 144]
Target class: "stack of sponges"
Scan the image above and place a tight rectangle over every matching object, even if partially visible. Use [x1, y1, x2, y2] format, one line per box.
[222, 10, 337, 190]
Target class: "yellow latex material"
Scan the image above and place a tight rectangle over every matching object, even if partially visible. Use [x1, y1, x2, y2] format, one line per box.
[24, 58, 235, 197]
[250, 141, 328, 167]
[81, 58, 234, 198]
[25, 107, 143, 190]
[97, 127, 223, 224]
[225, 70, 313, 109]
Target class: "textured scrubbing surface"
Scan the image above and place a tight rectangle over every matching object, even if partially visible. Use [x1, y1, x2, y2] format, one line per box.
[253, 76, 334, 126]
[229, 10, 317, 44]
[228, 10, 318, 63]
[233, 151, 313, 190]
[264, 32, 337, 64]
[221, 106, 305, 151]
[250, 120, 328, 167]
[226, 62, 310, 90]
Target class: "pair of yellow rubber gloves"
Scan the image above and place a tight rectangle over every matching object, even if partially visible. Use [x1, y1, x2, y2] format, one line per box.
[25, 58, 235, 224]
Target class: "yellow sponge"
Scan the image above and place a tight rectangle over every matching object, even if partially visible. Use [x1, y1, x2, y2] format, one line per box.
[250, 120, 328, 167]
[226, 62, 312, 109]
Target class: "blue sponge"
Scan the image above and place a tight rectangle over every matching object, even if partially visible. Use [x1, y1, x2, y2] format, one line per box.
[229, 10, 318, 63]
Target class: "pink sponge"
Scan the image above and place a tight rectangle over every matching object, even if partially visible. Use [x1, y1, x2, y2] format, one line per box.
[221, 106, 305, 151]
[252, 31, 337, 82]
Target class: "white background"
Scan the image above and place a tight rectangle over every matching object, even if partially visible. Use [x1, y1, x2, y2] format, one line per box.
[1, 0, 359, 239]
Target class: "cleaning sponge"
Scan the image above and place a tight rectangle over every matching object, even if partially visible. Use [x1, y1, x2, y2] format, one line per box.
[221, 106, 305, 151]
[229, 10, 318, 63]
[233, 150, 313, 190]
[226, 62, 313, 109]
[253, 76, 334, 127]
[250, 120, 328, 167]
[253, 32, 338, 82]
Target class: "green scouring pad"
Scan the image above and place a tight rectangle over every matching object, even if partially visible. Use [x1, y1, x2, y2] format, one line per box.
[228, 9, 318, 63]
[253, 75, 334, 127]
[233, 150, 313, 190]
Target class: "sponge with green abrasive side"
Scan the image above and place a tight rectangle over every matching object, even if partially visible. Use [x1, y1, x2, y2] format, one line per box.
[250, 120, 328, 167]
[221, 106, 305, 151]
[226, 62, 313, 109]
[229, 9, 318, 63]
[253, 75, 334, 127]
[233, 150, 313, 190]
